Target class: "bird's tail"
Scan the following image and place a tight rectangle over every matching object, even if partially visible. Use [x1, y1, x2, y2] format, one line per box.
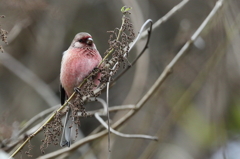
[60, 107, 72, 147]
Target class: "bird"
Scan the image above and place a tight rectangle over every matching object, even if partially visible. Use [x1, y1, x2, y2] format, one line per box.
[60, 32, 102, 147]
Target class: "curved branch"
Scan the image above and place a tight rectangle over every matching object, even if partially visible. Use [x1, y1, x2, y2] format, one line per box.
[95, 113, 158, 141]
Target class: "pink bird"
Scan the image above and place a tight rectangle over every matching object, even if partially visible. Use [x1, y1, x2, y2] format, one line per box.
[60, 32, 102, 147]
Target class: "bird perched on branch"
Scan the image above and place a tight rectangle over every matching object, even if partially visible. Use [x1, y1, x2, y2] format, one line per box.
[60, 32, 102, 147]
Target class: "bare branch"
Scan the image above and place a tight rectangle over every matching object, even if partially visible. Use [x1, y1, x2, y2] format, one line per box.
[94, 113, 158, 140]
[84, 104, 136, 116]
[105, 82, 111, 151]
[141, 0, 189, 38]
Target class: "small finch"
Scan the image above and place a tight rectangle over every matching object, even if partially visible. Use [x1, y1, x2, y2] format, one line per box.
[60, 32, 102, 147]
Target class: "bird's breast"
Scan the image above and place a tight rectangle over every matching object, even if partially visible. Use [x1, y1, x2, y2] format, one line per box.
[60, 48, 101, 96]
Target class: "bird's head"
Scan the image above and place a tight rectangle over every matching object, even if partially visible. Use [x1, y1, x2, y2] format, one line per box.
[70, 32, 96, 49]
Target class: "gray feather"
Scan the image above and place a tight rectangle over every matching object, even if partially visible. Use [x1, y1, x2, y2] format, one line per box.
[60, 108, 72, 147]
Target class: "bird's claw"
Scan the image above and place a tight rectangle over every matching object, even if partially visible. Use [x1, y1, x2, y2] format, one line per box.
[74, 87, 81, 94]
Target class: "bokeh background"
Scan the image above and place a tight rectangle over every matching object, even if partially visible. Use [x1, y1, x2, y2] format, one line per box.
[1, 0, 240, 158]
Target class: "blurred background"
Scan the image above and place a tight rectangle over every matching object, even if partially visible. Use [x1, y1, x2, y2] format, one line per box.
[0, 0, 240, 158]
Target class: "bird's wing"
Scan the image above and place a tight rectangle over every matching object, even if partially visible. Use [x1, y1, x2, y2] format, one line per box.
[60, 84, 66, 105]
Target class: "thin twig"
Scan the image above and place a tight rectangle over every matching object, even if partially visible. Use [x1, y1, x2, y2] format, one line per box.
[106, 81, 111, 152]
[95, 113, 158, 140]
[140, 0, 189, 39]
[84, 104, 136, 116]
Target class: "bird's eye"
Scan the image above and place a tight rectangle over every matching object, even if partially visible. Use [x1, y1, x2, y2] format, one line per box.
[79, 39, 84, 43]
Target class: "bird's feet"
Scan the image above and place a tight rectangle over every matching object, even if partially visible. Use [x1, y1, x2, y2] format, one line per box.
[74, 87, 81, 94]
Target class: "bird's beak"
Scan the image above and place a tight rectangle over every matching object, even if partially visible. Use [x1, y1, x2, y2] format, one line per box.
[86, 38, 93, 45]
